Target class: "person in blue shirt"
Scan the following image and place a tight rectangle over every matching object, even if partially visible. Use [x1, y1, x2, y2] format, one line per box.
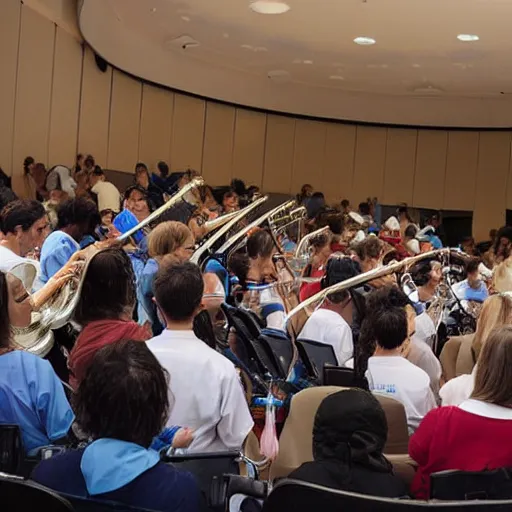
[39, 198, 100, 284]
[0, 271, 74, 454]
[32, 340, 200, 512]
[452, 258, 489, 303]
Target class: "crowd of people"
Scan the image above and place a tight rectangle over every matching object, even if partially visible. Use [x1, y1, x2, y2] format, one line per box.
[1, 157, 512, 510]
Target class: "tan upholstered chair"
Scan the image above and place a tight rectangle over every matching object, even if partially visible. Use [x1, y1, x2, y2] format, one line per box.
[439, 334, 475, 382]
[270, 386, 412, 482]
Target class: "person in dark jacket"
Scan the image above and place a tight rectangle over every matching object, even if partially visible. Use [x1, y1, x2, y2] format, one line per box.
[32, 340, 200, 512]
[289, 389, 408, 498]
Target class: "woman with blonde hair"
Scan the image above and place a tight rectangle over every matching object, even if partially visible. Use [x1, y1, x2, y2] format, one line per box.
[410, 325, 512, 499]
[439, 293, 512, 405]
[139, 221, 195, 335]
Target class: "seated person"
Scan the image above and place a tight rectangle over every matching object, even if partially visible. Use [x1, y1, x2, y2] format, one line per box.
[147, 261, 254, 452]
[69, 248, 150, 389]
[289, 389, 407, 497]
[298, 256, 360, 366]
[299, 232, 332, 302]
[113, 185, 150, 244]
[0, 271, 74, 454]
[365, 288, 436, 433]
[39, 198, 100, 283]
[410, 326, 512, 499]
[440, 293, 512, 405]
[89, 167, 121, 214]
[452, 258, 489, 303]
[32, 340, 200, 512]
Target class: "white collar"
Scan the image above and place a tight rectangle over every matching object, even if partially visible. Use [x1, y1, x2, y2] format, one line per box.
[459, 399, 512, 420]
[151, 329, 204, 346]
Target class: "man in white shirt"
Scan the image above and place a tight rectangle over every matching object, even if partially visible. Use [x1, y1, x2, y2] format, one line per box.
[0, 200, 48, 289]
[147, 261, 254, 453]
[89, 168, 121, 213]
[366, 298, 436, 433]
[298, 256, 360, 366]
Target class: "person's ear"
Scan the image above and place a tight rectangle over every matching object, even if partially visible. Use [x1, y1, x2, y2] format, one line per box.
[13, 225, 23, 239]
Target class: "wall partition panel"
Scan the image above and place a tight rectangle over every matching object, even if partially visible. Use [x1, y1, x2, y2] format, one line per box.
[231, 109, 266, 188]
[138, 84, 174, 171]
[201, 102, 235, 185]
[473, 131, 511, 241]
[0, 0, 21, 175]
[353, 126, 387, 205]
[78, 46, 112, 168]
[322, 124, 356, 204]
[262, 115, 295, 194]
[506, 142, 512, 211]
[170, 94, 205, 172]
[382, 128, 417, 206]
[12, 5, 55, 196]
[291, 119, 327, 193]
[48, 27, 82, 168]
[443, 131, 479, 211]
[107, 70, 142, 172]
[413, 130, 448, 209]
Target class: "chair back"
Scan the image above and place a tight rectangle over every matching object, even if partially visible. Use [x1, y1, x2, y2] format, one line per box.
[259, 330, 295, 379]
[64, 494, 157, 511]
[0, 425, 23, 475]
[0, 473, 73, 512]
[263, 479, 512, 511]
[431, 468, 512, 501]
[323, 366, 368, 389]
[295, 339, 337, 384]
[440, 334, 475, 382]
[270, 386, 409, 480]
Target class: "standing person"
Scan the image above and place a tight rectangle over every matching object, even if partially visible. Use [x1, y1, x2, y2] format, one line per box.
[39, 198, 101, 284]
[410, 326, 512, 499]
[147, 262, 254, 452]
[89, 168, 121, 214]
[135, 162, 164, 209]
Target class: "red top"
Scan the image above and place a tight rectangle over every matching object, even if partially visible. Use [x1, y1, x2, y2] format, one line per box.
[299, 266, 324, 302]
[409, 405, 512, 499]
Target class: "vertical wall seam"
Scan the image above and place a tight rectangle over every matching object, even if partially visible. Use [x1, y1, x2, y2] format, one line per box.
[441, 132, 450, 210]
[411, 130, 419, 206]
[261, 115, 269, 191]
[105, 68, 114, 169]
[199, 101, 207, 173]
[230, 108, 237, 181]
[47, 23, 57, 166]
[10, 0, 23, 175]
[381, 128, 389, 203]
[350, 126, 358, 202]
[75, 43, 85, 157]
[289, 119, 297, 194]
[169, 92, 176, 167]
[137, 83, 144, 162]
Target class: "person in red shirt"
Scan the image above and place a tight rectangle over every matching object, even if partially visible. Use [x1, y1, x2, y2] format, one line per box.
[409, 325, 512, 499]
[299, 231, 332, 302]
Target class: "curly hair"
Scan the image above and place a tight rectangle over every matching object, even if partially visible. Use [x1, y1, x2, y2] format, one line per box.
[74, 340, 169, 447]
[74, 248, 136, 325]
[56, 198, 100, 232]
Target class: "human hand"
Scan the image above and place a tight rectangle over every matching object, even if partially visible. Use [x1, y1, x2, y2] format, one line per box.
[172, 427, 194, 448]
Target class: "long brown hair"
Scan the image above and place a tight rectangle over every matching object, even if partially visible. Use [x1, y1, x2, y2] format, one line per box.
[472, 294, 512, 360]
[472, 326, 512, 407]
[147, 221, 192, 260]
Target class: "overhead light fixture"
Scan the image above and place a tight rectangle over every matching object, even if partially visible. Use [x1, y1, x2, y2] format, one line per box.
[250, 1, 290, 14]
[150, 7, 157, 13]
[354, 36, 376, 46]
[457, 34, 479, 42]
[329, 75, 345, 81]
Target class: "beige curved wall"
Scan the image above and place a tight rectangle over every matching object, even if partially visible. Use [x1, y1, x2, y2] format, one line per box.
[1, 0, 512, 241]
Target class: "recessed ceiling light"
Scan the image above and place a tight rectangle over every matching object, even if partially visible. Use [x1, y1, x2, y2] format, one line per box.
[250, 1, 290, 14]
[303, 60, 313, 65]
[150, 7, 156, 13]
[330, 75, 345, 81]
[457, 34, 479, 42]
[354, 36, 376, 46]
[181, 15, 191, 22]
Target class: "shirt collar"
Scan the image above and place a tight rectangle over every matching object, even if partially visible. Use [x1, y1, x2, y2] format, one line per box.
[459, 399, 512, 420]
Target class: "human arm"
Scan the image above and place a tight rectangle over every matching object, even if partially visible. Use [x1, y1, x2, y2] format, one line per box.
[408, 408, 439, 467]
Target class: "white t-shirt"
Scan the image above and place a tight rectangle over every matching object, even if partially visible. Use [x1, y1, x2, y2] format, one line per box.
[146, 330, 254, 453]
[91, 181, 121, 212]
[367, 355, 436, 433]
[0, 245, 39, 291]
[439, 366, 476, 406]
[298, 308, 353, 366]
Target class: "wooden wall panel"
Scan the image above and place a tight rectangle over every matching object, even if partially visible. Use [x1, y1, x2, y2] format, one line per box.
[170, 94, 205, 172]
[383, 128, 417, 206]
[322, 124, 356, 204]
[291, 120, 326, 193]
[506, 141, 512, 211]
[107, 70, 142, 172]
[262, 115, 295, 194]
[48, 27, 82, 167]
[473, 132, 510, 241]
[138, 84, 174, 171]
[78, 46, 112, 168]
[0, 0, 21, 175]
[353, 126, 387, 205]
[413, 130, 448, 209]
[201, 102, 235, 185]
[443, 131, 479, 211]
[12, 5, 55, 196]
[231, 109, 266, 187]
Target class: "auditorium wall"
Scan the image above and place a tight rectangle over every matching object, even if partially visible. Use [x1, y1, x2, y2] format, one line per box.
[1, 1, 512, 240]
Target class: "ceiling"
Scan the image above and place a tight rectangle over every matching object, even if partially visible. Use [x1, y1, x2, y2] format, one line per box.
[79, 0, 512, 127]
